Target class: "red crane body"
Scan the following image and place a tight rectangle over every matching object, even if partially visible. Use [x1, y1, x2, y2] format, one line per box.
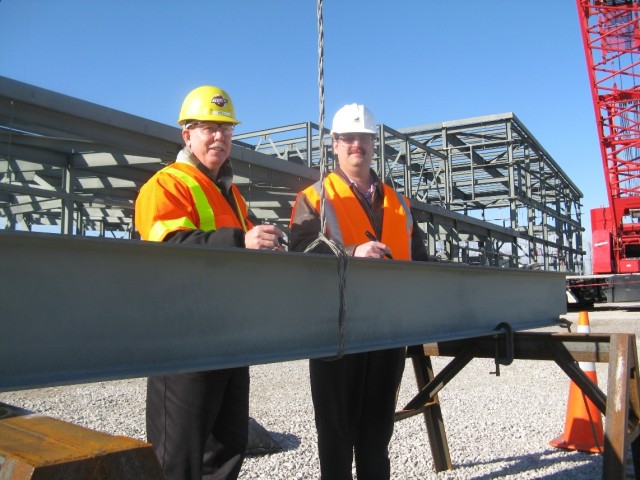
[577, 0, 640, 274]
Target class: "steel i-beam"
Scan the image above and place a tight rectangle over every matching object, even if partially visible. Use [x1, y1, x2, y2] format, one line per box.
[0, 231, 566, 391]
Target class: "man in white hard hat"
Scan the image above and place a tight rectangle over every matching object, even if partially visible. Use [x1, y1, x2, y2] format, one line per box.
[135, 85, 285, 480]
[289, 103, 429, 479]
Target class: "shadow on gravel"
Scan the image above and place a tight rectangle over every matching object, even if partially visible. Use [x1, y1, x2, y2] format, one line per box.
[0, 402, 32, 419]
[453, 450, 602, 479]
[247, 418, 301, 456]
[261, 431, 301, 453]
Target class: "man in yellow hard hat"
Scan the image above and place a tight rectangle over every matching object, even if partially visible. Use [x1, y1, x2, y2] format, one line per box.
[289, 103, 429, 480]
[135, 85, 286, 480]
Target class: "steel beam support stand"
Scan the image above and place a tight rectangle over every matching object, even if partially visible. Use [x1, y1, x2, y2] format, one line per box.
[396, 331, 640, 479]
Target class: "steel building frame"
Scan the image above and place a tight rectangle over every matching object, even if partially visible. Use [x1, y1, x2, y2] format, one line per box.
[1, 76, 583, 273]
[236, 114, 584, 272]
[0, 76, 313, 236]
[397, 115, 584, 272]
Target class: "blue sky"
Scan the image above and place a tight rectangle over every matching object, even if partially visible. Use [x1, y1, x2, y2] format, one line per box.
[0, 0, 602, 249]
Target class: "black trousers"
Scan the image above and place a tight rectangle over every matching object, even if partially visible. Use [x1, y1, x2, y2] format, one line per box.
[146, 367, 249, 480]
[309, 347, 406, 480]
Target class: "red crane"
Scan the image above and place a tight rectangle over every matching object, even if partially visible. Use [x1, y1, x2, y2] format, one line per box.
[577, 0, 640, 274]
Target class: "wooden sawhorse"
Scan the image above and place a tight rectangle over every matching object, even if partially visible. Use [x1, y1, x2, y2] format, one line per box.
[395, 331, 640, 479]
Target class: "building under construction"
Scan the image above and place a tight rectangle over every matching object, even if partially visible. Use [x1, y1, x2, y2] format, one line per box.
[0, 76, 583, 274]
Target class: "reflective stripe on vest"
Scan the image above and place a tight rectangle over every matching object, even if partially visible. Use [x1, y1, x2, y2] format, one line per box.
[230, 187, 248, 233]
[148, 217, 197, 242]
[164, 166, 216, 231]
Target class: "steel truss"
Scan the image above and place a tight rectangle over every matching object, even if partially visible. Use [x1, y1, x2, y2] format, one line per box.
[0, 76, 312, 237]
[236, 113, 584, 273]
[1, 77, 583, 273]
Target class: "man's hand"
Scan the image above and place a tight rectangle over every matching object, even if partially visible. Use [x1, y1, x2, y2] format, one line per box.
[245, 224, 287, 250]
[353, 241, 392, 259]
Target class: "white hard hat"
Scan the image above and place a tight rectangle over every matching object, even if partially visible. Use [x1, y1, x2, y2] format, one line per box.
[330, 103, 377, 135]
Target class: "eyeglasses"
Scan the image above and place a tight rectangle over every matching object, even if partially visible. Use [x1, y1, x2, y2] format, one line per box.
[187, 121, 235, 136]
[337, 133, 374, 144]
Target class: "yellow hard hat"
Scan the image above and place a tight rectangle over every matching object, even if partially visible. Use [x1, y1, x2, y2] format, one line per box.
[178, 85, 240, 125]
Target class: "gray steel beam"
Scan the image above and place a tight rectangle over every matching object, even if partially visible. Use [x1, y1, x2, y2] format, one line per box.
[411, 199, 519, 243]
[0, 231, 566, 392]
[0, 76, 182, 159]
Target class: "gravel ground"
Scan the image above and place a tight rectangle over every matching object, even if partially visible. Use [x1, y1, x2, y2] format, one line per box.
[2, 305, 638, 479]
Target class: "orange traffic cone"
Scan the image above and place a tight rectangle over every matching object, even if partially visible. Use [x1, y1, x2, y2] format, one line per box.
[549, 311, 604, 454]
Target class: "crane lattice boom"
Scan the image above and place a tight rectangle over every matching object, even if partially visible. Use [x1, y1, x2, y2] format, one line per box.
[577, 0, 640, 273]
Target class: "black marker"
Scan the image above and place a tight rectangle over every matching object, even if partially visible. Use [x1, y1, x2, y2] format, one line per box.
[365, 231, 393, 259]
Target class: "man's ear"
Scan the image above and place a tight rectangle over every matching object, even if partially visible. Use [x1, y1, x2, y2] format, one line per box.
[181, 128, 191, 148]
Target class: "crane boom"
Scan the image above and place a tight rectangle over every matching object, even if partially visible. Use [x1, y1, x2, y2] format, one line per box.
[577, 0, 640, 273]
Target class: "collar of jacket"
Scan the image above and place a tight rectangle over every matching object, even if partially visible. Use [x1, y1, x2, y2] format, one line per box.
[176, 147, 234, 194]
[333, 167, 383, 198]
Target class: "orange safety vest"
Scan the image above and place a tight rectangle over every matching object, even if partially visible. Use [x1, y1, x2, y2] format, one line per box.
[135, 162, 253, 242]
[297, 172, 413, 260]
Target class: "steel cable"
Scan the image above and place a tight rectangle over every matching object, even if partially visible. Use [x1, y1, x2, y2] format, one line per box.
[304, 0, 349, 359]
